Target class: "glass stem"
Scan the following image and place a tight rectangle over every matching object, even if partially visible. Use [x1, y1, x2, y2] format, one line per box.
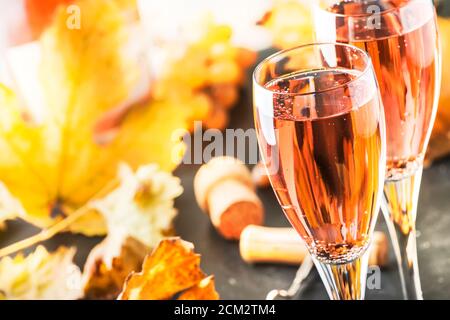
[313, 249, 370, 300]
[382, 167, 423, 300]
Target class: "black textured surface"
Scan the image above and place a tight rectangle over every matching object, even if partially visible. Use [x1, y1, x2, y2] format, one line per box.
[173, 158, 450, 300]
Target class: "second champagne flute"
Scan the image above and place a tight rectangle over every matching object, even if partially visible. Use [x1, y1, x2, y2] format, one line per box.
[253, 43, 386, 300]
[314, 0, 441, 300]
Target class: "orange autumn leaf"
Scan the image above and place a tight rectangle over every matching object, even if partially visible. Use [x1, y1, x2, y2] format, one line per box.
[118, 238, 219, 300]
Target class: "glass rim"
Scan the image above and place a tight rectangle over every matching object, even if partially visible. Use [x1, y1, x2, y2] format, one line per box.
[311, 0, 429, 19]
[312, 0, 396, 19]
[253, 42, 373, 97]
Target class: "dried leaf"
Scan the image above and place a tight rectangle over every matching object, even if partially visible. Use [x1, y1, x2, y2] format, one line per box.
[0, 246, 82, 300]
[83, 162, 182, 300]
[91, 163, 182, 248]
[82, 234, 149, 300]
[119, 238, 219, 300]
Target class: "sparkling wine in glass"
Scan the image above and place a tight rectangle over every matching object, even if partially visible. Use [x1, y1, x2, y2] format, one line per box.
[314, 0, 441, 299]
[253, 43, 386, 300]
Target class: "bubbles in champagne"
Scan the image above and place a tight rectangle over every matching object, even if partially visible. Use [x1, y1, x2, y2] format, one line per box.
[255, 69, 385, 264]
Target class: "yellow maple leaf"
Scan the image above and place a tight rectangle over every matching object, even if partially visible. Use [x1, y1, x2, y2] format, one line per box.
[0, 0, 188, 234]
[0, 246, 82, 300]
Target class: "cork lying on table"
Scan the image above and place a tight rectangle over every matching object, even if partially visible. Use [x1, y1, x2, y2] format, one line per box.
[194, 157, 264, 240]
[240, 225, 389, 267]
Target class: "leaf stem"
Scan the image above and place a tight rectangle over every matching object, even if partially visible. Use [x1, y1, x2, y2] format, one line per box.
[0, 206, 90, 258]
[0, 179, 119, 258]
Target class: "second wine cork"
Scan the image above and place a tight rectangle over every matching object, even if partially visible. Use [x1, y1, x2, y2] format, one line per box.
[240, 225, 389, 267]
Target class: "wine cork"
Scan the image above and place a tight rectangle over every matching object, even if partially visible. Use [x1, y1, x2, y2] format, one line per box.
[240, 226, 389, 267]
[240, 226, 307, 264]
[194, 157, 264, 240]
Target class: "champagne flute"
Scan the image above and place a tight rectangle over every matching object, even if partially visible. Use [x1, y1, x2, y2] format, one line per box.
[253, 43, 386, 300]
[313, 0, 441, 300]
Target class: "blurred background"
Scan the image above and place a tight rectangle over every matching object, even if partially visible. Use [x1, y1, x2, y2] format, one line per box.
[1, 0, 449, 162]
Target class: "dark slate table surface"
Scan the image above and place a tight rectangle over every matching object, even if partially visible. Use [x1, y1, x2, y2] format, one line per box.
[1, 80, 450, 300]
